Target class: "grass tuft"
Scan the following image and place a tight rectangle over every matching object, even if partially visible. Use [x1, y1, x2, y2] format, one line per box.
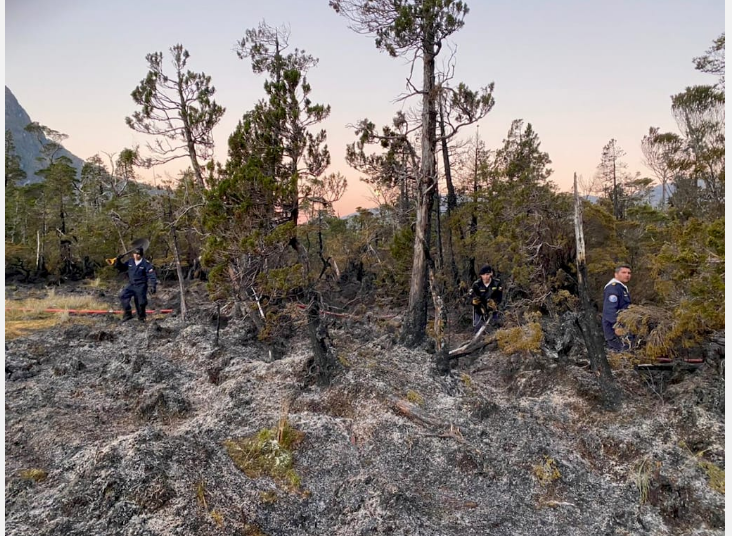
[224, 417, 304, 490]
[406, 390, 424, 406]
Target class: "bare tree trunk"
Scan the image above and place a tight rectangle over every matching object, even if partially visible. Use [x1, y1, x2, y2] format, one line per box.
[428, 266, 447, 351]
[171, 223, 188, 322]
[165, 197, 188, 322]
[400, 31, 437, 348]
[438, 97, 460, 287]
[36, 230, 41, 272]
[434, 168, 444, 271]
[573, 173, 621, 410]
[176, 78, 206, 190]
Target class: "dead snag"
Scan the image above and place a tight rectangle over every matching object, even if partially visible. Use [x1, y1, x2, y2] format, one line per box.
[306, 291, 338, 387]
[573, 173, 622, 410]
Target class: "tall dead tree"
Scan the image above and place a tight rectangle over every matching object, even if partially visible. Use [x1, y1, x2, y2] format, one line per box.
[573, 173, 621, 410]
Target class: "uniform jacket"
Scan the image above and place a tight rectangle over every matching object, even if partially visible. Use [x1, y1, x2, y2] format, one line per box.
[602, 278, 630, 324]
[115, 257, 157, 289]
[469, 277, 503, 314]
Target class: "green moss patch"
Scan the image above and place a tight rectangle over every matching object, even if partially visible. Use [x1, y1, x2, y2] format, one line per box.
[224, 419, 304, 490]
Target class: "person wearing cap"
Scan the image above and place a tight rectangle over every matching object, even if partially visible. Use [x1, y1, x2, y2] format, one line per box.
[602, 264, 632, 351]
[114, 246, 157, 323]
[468, 265, 503, 334]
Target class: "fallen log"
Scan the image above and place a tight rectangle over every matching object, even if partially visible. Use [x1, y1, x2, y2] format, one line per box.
[389, 397, 446, 429]
[448, 322, 492, 358]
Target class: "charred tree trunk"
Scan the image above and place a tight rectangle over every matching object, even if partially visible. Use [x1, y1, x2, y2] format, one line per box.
[463, 131, 480, 285]
[573, 173, 621, 410]
[307, 291, 338, 387]
[439, 97, 460, 287]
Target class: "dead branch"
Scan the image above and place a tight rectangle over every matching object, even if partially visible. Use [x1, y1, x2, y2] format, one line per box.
[448, 321, 493, 358]
[390, 397, 446, 429]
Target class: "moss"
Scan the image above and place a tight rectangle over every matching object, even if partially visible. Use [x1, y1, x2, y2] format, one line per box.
[20, 468, 48, 482]
[406, 390, 424, 406]
[679, 441, 724, 495]
[496, 318, 543, 356]
[532, 456, 561, 486]
[259, 491, 278, 504]
[224, 418, 304, 490]
[698, 461, 724, 494]
[242, 523, 269, 536]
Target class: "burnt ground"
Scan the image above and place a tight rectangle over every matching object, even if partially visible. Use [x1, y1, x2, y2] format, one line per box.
[4, 285, 725, 536]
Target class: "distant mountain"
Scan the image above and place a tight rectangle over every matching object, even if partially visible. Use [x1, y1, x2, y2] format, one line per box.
[584, 183, 673, 208]
[5, 86, 85, 184]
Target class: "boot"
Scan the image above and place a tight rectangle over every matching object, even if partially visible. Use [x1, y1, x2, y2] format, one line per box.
[136, 303, 146, 323]
[121, 309, 133, 322]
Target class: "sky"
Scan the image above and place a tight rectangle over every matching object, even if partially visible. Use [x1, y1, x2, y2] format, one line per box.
[5, 0, 726, 215]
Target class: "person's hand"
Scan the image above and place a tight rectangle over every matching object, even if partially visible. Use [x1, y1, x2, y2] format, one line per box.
[614, 327, 624, 336]
[472, 297, 481, 306]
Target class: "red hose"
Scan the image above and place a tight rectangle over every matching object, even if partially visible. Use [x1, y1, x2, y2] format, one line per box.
[7, 308, 174, 315]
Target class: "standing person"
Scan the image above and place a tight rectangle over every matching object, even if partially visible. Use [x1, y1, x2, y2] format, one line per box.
[468, 265, 503, 334]
[602, 264, 632, 351]
[114, 246, 157, 323]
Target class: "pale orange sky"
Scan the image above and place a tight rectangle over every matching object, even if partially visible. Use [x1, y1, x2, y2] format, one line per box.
[6, 0, 725, 216]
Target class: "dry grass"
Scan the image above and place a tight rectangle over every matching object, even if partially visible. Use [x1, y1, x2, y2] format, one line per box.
[224, 415, 305, 490]
[496, 321, 543, 356]
[617, 305, 675, 359]
[5, 290, 110, 340]
[20, 468, 48, 482]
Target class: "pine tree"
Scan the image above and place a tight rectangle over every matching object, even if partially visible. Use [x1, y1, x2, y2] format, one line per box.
[126, 44, 225, 190]
[332, 0, 470, 347]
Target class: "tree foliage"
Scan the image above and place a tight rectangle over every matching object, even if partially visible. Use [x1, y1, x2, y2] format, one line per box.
[126, 44, 225, 189]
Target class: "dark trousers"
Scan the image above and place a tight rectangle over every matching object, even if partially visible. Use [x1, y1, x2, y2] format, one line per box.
[120, 284, 148, 318]
[602, 320, 629, 351]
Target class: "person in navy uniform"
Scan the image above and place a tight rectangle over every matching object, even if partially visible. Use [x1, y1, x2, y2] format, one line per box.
[602, 264, 632, 351]
[114, 246, 157, 323]
[468, 265, 503, 334]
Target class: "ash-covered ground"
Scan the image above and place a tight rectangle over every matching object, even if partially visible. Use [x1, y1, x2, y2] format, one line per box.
[5, 287, 725, 536]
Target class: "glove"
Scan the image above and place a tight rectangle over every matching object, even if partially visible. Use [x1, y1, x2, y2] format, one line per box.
[472, 297, 481, 306]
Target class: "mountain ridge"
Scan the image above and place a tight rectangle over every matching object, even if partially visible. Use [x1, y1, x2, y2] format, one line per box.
[5, 86, 85, 183]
